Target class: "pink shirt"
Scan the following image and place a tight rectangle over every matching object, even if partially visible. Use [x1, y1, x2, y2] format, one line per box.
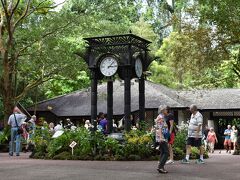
[207, 131, 216, 143]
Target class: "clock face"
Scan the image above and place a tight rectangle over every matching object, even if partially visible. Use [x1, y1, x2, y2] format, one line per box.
[135, 58, 143, 78]
[100, 56, 118, 77]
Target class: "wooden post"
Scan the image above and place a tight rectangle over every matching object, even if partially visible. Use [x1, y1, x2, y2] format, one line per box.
[107, 79, 113, 133]
[124, 68, 131, 132]
[124, 44, 132, 132]
[139, 77, 145, 124]
[91, 69, 98, 131]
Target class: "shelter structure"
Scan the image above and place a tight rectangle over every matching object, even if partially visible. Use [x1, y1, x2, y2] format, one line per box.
[28, 80, 240, 136]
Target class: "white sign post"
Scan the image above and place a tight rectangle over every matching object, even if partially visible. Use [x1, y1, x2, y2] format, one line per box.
[69, 141, 77, 155]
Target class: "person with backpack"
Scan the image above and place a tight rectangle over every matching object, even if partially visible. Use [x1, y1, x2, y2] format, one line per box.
[8, 106, 26, 156]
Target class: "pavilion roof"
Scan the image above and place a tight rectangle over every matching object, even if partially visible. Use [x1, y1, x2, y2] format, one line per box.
[28, 80, 240, 117]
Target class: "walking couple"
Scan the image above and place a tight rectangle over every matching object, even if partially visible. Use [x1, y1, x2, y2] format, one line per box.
[156, 104, 205, 174]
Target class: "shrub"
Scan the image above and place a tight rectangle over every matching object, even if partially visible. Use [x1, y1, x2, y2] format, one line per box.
[123, 130, 154, 159]
[53, 151, 72, 160]
[173, 130, 187, 151]
[173, 147, 185, 160]
[128, 154, 141, 161]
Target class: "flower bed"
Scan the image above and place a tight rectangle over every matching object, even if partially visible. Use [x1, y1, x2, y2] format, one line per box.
[31, 126, 208, 160]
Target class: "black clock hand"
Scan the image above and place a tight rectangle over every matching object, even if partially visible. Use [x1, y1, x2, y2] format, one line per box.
[137, 65, 139, 72]
[108, 65, 117, 68]
[108, 61, 114, 68]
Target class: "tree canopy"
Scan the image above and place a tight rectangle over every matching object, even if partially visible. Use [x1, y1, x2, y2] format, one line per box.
[0, 0, 239, 123]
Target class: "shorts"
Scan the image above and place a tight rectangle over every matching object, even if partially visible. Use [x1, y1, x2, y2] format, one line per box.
[224, 139, 231, 146]
[187, 137, 202, 147]
[231, 137, 237, 143]
[168, 133, 175, 145]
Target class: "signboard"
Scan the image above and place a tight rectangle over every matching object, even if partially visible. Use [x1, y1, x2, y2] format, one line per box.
[69, 141, 77, 148]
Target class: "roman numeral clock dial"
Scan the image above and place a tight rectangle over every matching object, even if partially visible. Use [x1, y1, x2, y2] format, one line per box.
[100, 56, 118, 77]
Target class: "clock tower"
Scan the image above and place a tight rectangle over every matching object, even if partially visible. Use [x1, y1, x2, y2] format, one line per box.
[84, 34, 152, 132]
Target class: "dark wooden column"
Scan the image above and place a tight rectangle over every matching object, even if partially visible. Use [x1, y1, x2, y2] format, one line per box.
[139, 77, 145, 124]
[91, 69, 98, 131]
[107, 79, 113, 133]
[124, 44, 132, 132]
[124, 67, 131, 131]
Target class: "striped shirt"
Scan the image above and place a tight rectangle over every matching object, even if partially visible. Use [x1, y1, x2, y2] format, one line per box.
[188, 111, 203, 138]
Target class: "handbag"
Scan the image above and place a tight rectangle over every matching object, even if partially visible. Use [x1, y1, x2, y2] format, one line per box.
[14, 113, 23, 135]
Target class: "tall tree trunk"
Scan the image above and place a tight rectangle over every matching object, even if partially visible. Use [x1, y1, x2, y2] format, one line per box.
[2, 51, 15, 126]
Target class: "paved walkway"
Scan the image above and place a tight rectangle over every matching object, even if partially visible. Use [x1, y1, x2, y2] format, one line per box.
[0, 151, 239, 180]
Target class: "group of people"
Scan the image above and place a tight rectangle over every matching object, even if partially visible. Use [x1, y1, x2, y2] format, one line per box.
[7, 104, 239, 169]
[8, 107, 36, 156]
[155, 104, 239, 174]
[7, 106, 78, 156]
[84, 112, 119, 134]
[203, 124, 238, 154]
[155, 104, 205, 174]
[223, 125, 238, 153]
[154, 105, 176, 174]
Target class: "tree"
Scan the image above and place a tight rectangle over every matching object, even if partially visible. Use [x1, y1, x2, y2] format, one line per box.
[153, 0, 240, 88]
[0, 0, 82, 125]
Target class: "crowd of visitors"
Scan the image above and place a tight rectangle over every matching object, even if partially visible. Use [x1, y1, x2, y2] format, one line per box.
[154, 104, 239, 174]
[5, 104, 239, 175]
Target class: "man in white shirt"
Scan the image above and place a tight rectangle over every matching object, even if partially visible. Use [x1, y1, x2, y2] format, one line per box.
[182, 104, 205, 164]
[8, 106, 26, 156]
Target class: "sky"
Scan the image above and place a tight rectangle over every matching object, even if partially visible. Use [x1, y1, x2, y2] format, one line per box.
[54, 0, 66, 11]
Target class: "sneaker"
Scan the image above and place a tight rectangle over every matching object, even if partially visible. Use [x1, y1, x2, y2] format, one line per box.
[181, 158, 190, 164]
[16, 154, 20, 156]
[196, 159, 205, 164]
[157, 168, 168, 174]
[166, 160, 174, 165]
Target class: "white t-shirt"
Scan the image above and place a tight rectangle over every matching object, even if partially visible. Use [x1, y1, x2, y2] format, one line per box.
[188, 111, 203, 138]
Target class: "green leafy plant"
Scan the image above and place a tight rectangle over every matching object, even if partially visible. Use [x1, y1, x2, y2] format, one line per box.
[0, 127, 10, 144]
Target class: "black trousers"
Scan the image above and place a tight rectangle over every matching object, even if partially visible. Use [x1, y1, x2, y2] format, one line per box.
[158, 141, 169, 169]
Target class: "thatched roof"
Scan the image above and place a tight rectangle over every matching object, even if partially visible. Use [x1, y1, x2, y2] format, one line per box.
[177, 89, 240, 110]
[28, 80, 240, 117]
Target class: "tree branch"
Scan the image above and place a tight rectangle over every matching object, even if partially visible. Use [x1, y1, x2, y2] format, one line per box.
[0, 0, 8, 17]
[15, 21, 72, 59]
[13, 0, 31, 32]
[10, 0, 20, 18]
[15, 64, 68, 101]
[15, 76, 51, 101]
[37, 0, 66, 9]
[24, 0, 50, 20]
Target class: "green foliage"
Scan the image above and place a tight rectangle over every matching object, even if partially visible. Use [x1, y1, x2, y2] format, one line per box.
[32, 127, 155, 160]
[123, 130, 153, 159]
[174, 129, 188, 151]
[32, 124, 209, 161]
[44, 71, 90, 98]
[149, 61, 177, 88]
[190, 147, 208, 159]
[173, 147, 185, 160]
[0, 127, 10, 144]
[148, 0, 240, 89]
